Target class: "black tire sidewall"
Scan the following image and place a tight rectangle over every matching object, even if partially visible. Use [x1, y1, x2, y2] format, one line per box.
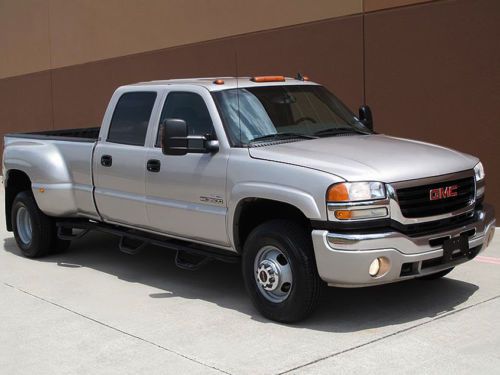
[11, 191, 52, 257]
[242, 220, 321, 323]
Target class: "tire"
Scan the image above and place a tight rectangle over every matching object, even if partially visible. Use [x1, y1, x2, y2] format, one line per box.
[242, 220, 322, 323]
[11, 191, 70, 257]
[418, 267, 454, 280]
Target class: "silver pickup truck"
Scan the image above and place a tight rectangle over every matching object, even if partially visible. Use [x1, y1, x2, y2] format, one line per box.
[3, 76, 496, 322]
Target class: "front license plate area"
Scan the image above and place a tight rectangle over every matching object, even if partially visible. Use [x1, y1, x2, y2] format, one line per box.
[443, 235, 469, 263]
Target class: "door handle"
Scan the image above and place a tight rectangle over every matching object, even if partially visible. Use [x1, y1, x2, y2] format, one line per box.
[101, 154, 112, 167]
[146, 159, 161, 172]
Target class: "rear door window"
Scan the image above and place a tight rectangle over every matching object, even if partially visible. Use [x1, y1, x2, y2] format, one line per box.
[107, 92, 157, 146]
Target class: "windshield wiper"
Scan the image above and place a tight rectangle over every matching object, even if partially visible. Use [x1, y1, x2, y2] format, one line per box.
[250, 132, 317, 143]
[313, 127, 368, 137]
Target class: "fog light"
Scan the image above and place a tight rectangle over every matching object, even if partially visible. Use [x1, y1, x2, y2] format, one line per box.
[369, 257, 391, 277]
[369, 258, 380, 277]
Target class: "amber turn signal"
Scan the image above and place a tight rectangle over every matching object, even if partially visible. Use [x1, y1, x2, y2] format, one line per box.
[334, 210, 352, 220]
[327, 183, 350, 202]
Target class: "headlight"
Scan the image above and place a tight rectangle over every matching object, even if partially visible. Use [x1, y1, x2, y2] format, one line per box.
[474, 162, 485, 181]
[474, 162, 485, 198]
[327, 182, 386, 202]
[327, 182, 388, 221]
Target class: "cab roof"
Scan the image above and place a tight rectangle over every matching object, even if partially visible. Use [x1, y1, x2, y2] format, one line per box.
[126, 76, 319, 91]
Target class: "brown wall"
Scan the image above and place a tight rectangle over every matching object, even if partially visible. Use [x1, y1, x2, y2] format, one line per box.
[0, 0, 498, 209]
[365, 0, 500, 210]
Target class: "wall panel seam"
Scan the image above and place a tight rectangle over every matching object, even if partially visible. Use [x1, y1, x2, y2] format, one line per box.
[0, 12, 363, 81]
[363, 0, 442, 14]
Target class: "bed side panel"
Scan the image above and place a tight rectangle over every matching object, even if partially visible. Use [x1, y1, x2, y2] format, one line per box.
[3, 136, 98, 219]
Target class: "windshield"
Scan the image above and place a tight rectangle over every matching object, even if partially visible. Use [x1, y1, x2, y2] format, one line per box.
[213, 85, 370, 145]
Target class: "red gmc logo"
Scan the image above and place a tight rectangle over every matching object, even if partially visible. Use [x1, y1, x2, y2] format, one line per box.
[429, 185, 458, 201]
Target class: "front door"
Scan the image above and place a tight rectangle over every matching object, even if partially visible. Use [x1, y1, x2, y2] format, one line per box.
[145, 89, 229, 246]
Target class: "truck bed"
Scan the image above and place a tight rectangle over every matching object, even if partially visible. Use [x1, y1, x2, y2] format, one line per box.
[6, 127, 100, 142]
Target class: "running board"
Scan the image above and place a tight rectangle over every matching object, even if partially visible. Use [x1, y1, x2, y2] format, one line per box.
[57, 226, 90, 240]
[55, 220, 239, 264]
[175, 251, 212, 271]
[118, 236, 148, 255]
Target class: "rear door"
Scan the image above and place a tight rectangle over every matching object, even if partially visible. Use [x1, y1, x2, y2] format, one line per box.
[144, 86, 230, 246]
[93, 90, 160, 227]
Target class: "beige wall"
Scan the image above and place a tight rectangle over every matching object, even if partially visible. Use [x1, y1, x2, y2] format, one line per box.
[0, 0, 51, 78]
[1, 0, 364, 78]
[0, 0, 440, 79]
[364, 0, 432, 12]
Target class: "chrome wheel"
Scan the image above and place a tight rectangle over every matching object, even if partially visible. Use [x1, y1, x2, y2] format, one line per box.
[16, 205, 33, 245]
[254, 245, 293, 303]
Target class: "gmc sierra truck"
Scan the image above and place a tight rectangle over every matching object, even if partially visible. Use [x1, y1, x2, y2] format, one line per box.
[3, 76, 496, 322]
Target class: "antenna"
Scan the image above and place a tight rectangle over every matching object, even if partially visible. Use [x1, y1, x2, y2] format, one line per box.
[235, 51, 241, 145]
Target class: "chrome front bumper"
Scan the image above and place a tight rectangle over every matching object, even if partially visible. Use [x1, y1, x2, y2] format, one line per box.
[312, 204, 496, 287]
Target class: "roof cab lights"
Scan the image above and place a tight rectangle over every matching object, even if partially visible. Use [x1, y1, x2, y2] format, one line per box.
[213, 75, 310, 84]
[251, 75, 286, 83]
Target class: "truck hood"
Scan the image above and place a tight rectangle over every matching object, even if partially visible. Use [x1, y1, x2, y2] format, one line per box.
[248, 134, 478, 182]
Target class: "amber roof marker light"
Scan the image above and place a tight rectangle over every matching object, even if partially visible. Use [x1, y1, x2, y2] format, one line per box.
[213, 79, 225, 85]
[251, 76, 286, 83]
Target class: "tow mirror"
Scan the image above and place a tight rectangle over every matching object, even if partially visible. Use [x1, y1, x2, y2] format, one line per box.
[161, 118, 219, 155]
[161, 118, 188, 155]
[358, 105, 373, 131]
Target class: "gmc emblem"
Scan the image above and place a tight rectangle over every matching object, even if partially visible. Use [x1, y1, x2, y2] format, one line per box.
[429, 185, 458, 201]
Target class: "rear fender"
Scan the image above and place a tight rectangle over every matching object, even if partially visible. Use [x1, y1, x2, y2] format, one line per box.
[4, 139, 79, 217]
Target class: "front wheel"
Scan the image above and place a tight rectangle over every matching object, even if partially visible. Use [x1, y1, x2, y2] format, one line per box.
[11, 191, 70, 257]
[242, 220, 322, 323]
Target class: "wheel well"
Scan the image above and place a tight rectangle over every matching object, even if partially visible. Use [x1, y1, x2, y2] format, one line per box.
[5, 170, 32, 231]
[233, 198, 311, 253]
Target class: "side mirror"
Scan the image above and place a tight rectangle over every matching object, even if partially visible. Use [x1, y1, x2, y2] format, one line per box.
[204, 137, 220, 153]
[161, 118, 188, 155]
[161, 118, 219, 155]
[358, 105, 373, 131]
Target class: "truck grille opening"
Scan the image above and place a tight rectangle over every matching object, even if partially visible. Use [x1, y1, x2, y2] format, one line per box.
[400, 262, 418, 277]
[396, 177, 475, 218]
[392, 210, 475, 237]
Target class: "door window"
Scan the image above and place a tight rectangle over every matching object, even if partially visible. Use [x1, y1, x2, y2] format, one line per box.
[156, 92, 214, 147]
[107, 92, 157, 146]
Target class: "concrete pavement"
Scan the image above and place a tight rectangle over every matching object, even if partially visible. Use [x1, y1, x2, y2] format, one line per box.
[1, 196, 499, 374]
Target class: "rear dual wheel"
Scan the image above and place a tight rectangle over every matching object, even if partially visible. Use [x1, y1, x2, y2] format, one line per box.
[12, 191, 70, 258]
